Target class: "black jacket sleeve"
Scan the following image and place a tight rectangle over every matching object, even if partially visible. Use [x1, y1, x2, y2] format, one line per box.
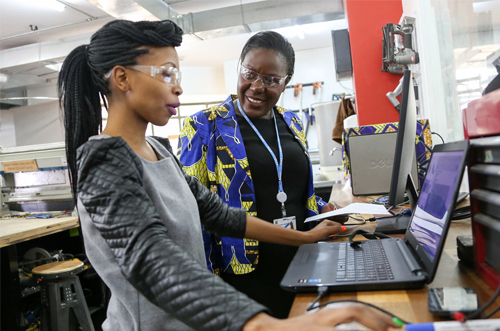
[76, 137, 267, 331]
[152, 136, 248, 238]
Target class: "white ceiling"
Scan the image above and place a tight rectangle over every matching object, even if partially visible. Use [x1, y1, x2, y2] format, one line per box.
[0, 1, 263, 45]
[0, 0, 111, 50]
[0, 0, 344, 101]
[178, 20, 344, 67]
[0, 0, 342, 58]
[164, 0, 264, 14]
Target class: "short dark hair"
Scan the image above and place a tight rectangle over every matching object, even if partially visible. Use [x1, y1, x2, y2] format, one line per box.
[58, 20, 183, 197]
[239, 31, 295, 77]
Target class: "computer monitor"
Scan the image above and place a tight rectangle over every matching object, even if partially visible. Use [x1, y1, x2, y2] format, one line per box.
[388, 69, 417, 207]
[375, 69, 418, 234]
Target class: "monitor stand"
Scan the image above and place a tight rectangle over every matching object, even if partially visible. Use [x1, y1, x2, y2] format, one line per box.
[375, 174, 418, 234]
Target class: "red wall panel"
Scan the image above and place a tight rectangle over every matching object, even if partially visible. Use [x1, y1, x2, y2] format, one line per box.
[345, 0, 403, 126]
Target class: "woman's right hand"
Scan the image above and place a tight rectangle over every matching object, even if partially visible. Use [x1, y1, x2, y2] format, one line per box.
[321, 201, 349, 224]
[304, 219, 345, 244]
[243, 303, 399, 331]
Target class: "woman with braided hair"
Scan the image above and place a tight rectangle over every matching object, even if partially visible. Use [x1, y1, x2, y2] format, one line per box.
[59, 19, 398, 331]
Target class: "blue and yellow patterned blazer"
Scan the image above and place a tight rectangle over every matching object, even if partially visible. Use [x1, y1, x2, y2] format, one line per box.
[177, 95, 326, 275]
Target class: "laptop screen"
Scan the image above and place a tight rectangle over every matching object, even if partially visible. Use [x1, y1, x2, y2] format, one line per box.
[408, 150, 465, 261]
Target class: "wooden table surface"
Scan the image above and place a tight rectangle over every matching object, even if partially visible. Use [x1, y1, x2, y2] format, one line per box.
[289, 184, 500, 322]
[0, 215, 79, 248]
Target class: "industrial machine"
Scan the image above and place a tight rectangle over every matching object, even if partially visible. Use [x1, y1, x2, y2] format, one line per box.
[0, 142, 74, 215]
[381, 20, 420, 112]
[386, 76, 405, 112]
[386, 75, 420, 113]
[381, 22, 419, 74]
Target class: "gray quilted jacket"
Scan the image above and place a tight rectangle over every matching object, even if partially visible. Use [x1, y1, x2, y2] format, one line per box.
[76, 136, 267, 330]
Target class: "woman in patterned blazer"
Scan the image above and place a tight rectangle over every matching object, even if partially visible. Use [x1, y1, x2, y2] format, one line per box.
[178, 31, 346, 318]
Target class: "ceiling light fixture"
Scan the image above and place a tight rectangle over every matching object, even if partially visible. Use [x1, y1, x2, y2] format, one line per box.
[45, 0, 66, 12]
[294, 25, 305, 40]
[45, 63, 62, 72]
[275, 24, 307, 40]
[21, 0, 66, 12]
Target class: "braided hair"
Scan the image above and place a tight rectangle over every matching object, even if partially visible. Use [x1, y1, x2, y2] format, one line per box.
[239, 31, 295, 77]
[58, 20, 183, 198]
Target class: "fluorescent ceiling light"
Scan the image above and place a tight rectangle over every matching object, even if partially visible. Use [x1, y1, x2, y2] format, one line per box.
[45, 63, 62, 72]
[274, 20, 347, 41]
[295, 25, 305, 40]
[20, 0, 66, 12]
[276, 25, 306, 40]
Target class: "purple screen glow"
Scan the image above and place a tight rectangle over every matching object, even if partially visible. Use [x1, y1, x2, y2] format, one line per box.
[409, 151, 464, 260]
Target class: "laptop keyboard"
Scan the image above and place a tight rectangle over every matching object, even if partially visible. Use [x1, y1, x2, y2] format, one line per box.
[336, 241, 394, 282]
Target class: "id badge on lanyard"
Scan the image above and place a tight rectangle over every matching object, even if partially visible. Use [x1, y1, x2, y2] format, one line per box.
[237, 100, 297, 230]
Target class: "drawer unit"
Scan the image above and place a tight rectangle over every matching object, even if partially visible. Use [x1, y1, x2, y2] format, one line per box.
[468, 136, 500, 290]
[469, 164, 500, 193]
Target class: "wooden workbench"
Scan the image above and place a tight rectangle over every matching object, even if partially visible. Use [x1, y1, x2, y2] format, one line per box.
[0, 215, 79, 248]
[289, 184, 500, 322]
[0, 214, 80, 330]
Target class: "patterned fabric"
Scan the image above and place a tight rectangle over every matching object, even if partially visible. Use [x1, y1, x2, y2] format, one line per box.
[178, 95, 326, 275]
[341, 119, 433, 187]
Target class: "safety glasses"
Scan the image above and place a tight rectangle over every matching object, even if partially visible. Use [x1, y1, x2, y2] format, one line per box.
[127, 65, 181, 86]
[239, 64, 288, 88]
[104, 65, 181, 86]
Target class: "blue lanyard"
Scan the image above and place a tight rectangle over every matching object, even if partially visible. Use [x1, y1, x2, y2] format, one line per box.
[237, 100, 287, 216]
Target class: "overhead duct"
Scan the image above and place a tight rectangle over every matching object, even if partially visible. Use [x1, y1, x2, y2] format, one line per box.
[86, 0, 179, 22]
[86, 0, 344, 40]
[185, 0, 344, 40]
[0, 89, 26, 108]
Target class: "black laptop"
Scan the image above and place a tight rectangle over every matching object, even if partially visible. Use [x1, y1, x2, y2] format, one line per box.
[281, 140, 469, 293]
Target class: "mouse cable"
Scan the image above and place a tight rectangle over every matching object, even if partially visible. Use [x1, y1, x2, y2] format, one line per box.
[371, 195, 389, 205]
[306, 298, 409, 325]
[395, 199, 410, 208]
[431, 131, 445, 145]
[374, 197, 409, 210]
[368, 214, 403, 223]
[375, 207, 406, 219]
[389, 205, 405, 215]
[366, 206, 404, 223]
[482, 304, 500, 320]
[357, 196, 375, 204]
[344, 214, 367, 226]
[308, 287, 329, 310]
[455, 282, 500, 322]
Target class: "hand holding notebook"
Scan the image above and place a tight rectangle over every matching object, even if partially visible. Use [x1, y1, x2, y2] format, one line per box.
[305, 203, 391, 223]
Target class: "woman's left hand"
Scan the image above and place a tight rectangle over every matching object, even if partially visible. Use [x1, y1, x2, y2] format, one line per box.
[305, 220, 345, 243]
